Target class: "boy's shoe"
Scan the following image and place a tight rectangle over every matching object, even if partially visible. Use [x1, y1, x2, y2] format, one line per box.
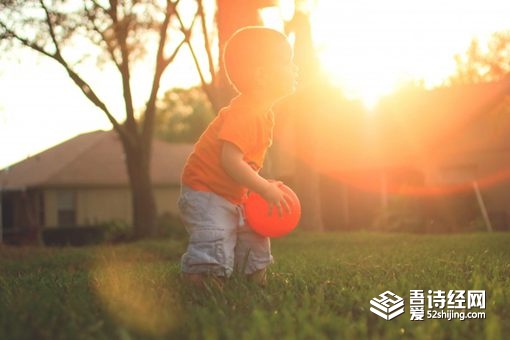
[247, 268, 267, 287]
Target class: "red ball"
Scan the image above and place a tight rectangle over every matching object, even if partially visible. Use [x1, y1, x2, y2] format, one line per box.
[244, 184, 301, 237]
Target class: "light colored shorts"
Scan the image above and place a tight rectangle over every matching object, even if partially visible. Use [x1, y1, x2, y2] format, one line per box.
[178, 186, 273, 277]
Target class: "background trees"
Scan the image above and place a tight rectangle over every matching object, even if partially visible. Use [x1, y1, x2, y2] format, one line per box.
[154, 86, 214, 143]
[0, 0, 215, 238]
[451, 30, 510, 84]
[0, 0, 277, 238]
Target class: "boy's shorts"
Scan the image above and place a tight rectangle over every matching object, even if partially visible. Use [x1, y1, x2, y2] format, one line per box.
[179, 186, 273, 277]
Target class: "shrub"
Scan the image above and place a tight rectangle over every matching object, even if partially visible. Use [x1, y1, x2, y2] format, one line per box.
[156, 212, 186, 240]
[100, 219, 134, 243]
[42, 226, 105, 246]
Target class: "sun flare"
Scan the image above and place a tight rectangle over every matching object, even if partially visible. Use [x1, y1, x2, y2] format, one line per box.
[266, 0, 510, 108]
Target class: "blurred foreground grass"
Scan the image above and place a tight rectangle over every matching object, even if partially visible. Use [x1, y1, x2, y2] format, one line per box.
[0, 232, 508, 339]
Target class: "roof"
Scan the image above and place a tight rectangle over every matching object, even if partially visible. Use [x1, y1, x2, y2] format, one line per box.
[0, 130, 193, 190]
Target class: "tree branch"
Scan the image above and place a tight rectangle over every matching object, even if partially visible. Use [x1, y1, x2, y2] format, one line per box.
[83, 1, 122, 71]
[174, 6, 218, 108]
[64, 67, 124, 133]
[38, 0, 64, 59]
[0, 21, 125, 139]
[90, 0, 108, 13]
[118, 35, 137, 136]
[0, 21, 53, 59]
[142, 0, 180, 146]
[197, 0, 216, 85]
[175, 5, 207, 87]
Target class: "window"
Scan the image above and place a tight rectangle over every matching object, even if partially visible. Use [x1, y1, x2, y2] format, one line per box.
[57, 191, 76, 226]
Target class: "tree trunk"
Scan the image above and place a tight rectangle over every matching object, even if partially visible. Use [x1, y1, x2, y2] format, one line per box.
[122, 137, 157, 239]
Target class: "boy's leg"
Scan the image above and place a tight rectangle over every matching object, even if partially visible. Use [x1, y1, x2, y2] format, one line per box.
[179, 187, 238, 283]
[235, 222, 273, 287]
[247, 268, 268, 287]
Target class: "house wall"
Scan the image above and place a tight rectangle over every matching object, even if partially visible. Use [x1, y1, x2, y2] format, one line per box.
[44, 186, 181, 228]
[77, 188, 132, 225]
[154, 188, 181, 216]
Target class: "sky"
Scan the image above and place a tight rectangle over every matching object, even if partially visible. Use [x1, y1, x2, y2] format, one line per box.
[0, 48, 201, 170]
[1, 0, 510, 169]
[309, 0, 510, 106]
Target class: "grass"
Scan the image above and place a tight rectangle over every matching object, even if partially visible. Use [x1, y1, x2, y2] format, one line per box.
[0, 232, 509, 339]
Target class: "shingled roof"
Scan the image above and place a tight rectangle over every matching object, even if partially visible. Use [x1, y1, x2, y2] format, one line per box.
[0, 130, 193, 190]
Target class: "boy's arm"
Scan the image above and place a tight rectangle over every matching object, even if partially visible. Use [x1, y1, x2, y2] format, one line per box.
[221, 141, 290, 216]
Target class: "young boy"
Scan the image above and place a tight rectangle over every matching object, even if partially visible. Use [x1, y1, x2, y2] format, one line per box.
[179, 26, 298, 287]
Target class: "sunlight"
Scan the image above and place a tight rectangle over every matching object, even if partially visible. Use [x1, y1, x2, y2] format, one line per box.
[310, 0, 453, 107]
[2, 0, 510, 169]
[91, 253, 180, 335]
[292, 0, 510, 108]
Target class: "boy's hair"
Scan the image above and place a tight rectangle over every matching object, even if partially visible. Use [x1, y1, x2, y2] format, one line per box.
[223, 26, 292, 94]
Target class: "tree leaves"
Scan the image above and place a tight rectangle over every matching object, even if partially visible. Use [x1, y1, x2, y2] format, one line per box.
[451, 30, 510, 85]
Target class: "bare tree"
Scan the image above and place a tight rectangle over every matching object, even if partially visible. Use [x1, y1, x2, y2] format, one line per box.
[0, 0, 212, 238]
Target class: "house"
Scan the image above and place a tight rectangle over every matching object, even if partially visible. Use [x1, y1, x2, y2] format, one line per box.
[0, 130, 193, 242]
[271, 76, 510, 232]
[4, 78, 510, 240]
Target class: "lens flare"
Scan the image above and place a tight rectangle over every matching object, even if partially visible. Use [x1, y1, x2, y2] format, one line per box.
[91, 252, 181, 336]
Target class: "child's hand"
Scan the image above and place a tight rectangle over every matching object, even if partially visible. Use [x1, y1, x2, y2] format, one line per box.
[260, 181, 292, 217]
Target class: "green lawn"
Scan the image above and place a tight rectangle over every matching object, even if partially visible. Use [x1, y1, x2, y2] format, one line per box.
[0, 232, 508, 339]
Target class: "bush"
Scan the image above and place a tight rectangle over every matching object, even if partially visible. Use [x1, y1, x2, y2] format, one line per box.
[156, 212, 186, 239]
[40, 215, 186, 247]
[100, 219, 133, 243]
[372, 192, 482, 233]
[42, 226, 105, 246]
[372, 195, 426, 233]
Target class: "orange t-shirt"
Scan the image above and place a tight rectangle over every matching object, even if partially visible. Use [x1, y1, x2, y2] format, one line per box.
[181, 95, 275, 204]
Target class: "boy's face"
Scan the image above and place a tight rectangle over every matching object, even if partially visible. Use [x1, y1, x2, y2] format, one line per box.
[257, 44, 298, 100]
